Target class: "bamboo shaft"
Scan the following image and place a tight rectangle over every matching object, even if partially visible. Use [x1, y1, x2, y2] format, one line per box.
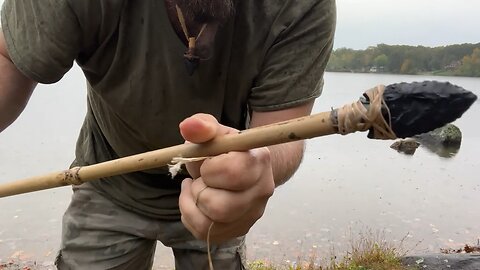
[0, 110, 336, 198]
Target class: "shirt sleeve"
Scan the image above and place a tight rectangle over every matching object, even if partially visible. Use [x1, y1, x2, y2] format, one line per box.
[1, 0, 82, 84]
[248, 0, 336, 112]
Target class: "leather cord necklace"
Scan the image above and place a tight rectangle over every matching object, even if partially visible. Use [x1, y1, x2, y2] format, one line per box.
[175, 4, 208, 75]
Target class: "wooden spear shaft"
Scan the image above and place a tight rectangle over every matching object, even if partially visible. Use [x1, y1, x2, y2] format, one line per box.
[0, 110, 336, 198]
[2, 80, 477, 198]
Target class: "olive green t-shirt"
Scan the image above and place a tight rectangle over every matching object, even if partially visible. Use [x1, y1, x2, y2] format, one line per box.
[2, 0, 336, 219]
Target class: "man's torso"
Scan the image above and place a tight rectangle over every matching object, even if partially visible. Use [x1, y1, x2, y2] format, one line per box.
[1, 0, 335, 219]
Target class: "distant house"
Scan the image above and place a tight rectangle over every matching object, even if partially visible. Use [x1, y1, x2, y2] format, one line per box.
[369, 66, 385, 73]
[444, 60, 462, 70]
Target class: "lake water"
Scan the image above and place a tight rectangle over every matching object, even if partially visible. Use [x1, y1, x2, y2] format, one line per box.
[0, 70, 479, 268]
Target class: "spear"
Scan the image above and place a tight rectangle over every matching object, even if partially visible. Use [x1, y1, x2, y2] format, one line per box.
[0, 81, 476, 198]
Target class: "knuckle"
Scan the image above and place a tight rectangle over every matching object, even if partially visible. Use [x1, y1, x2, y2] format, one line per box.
[262, 188, 274, 199]
[255, 147, 271, 165]
[181, 214, 212, 241]
[182, 216, 202, 239]
[258, 177, 275, 198]
[237, 227, 251, 238]
[252, 206, 266, 222]
[265, 179, 275, 197]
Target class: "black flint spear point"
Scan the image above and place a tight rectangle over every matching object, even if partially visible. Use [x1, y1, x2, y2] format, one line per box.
[365, 81, 477, 139]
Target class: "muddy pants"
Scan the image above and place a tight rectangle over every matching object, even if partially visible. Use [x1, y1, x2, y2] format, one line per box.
[55, 183, 246, 270]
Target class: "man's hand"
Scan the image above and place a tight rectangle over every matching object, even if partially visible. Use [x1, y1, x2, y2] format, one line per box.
[178, 113, 275, 243]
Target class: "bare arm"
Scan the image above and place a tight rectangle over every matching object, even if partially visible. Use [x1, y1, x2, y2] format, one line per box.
[250, 100, 315, 186]
[0, 30, 37, 132]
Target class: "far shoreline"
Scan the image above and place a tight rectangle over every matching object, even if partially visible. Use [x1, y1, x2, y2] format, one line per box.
[325, 70, 480, 79]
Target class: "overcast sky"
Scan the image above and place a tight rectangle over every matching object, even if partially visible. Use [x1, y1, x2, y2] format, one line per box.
[335, 0, 479, 49]
[0, 0, 478, 50]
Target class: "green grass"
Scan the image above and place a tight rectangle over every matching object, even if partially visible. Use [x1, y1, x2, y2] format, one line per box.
[248, 230, 417, 270]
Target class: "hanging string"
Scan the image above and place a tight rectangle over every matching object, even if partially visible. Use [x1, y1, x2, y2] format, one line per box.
[207, 222, 215, 270]
[169, 156, 215, 269]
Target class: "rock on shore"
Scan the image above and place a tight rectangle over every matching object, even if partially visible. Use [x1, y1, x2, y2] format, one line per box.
[402, 254, 480, 270]
[390, 138, 420, 155]
[415, 123, 462, 147]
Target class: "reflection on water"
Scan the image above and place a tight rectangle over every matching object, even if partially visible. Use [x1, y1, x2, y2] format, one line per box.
[418, 140, 461, 158]
[0, 70, 479, 268]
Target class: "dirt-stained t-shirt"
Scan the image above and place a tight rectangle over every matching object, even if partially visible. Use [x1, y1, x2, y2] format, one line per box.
[1, 0, 336, 219]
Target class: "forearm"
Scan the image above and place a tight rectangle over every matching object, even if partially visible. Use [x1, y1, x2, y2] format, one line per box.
[249, 101, 315, 187]
[0, 33, 37, 132]
[268, 140, 305, 187]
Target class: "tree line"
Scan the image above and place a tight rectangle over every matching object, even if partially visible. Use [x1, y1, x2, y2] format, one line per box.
[326, 43, 480, 77]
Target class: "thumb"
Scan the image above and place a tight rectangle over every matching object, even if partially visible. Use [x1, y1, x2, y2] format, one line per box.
[179, 114, 219, 143]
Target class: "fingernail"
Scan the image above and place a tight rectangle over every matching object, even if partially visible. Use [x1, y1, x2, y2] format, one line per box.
[181, 178, 192, 190]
